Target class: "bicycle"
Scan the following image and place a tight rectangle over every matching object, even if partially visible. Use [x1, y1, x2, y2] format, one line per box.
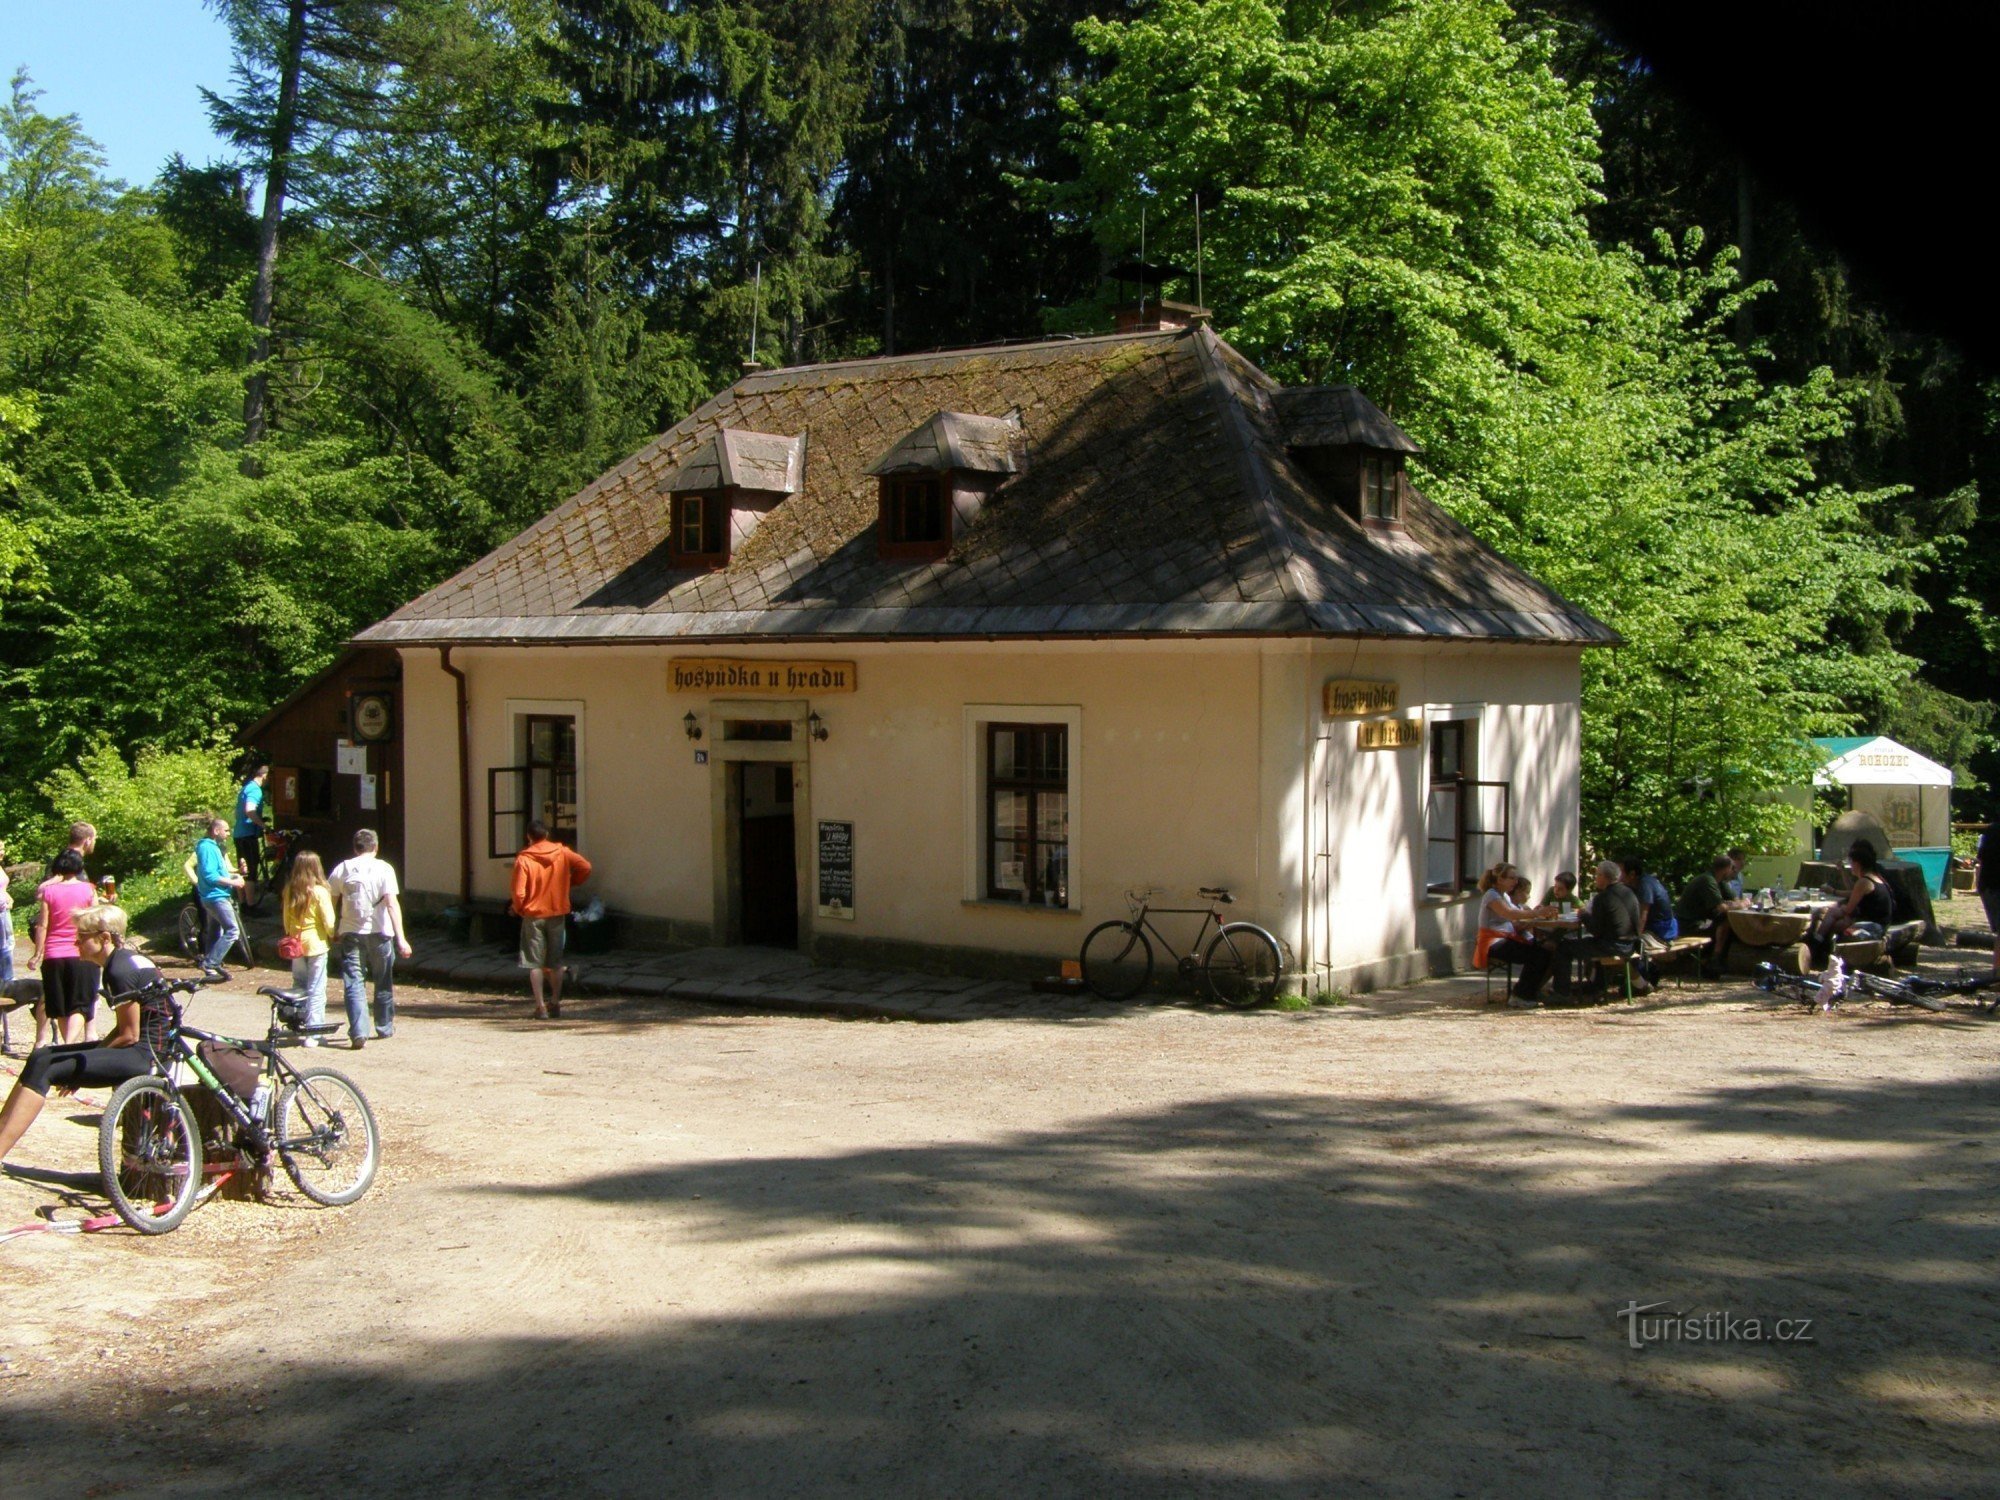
[1079, 887, 1285, 1007]
[99, 978, 379, 1234]
[239, 827, 304, 914]
[1753, 962, 1844, 1010]
[176, 889, 255, 969]
[1852, 968, 2000, 1014]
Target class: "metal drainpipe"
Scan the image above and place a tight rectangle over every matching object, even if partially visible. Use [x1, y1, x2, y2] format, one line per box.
[439, 645, 472, 904]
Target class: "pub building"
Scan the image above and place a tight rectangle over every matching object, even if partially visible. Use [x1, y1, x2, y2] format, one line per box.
[349, 315, 1615, 993]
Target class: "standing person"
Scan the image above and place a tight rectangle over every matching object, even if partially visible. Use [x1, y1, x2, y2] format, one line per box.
[194, 817, 245, 977]
[1976, 817, 2000, 978]
[511, 819, 593, 1020]
[282, 850, 337, 1045]
[0, 835, 15, 993]
[0, 906, 173, 1166]
[234, 763, 270, 890]
[27, 851, 97, 1045]
[329, 829, 411, 1048]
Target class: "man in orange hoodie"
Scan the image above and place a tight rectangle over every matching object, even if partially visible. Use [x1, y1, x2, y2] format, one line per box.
[511, 820, 593, 1019]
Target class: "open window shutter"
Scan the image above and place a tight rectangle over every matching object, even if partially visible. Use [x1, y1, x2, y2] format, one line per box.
[488, 766, 531, 859]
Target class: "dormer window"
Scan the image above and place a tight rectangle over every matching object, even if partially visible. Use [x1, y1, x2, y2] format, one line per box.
[656, 427, 806, 572]
[868, 409, 1025, 562]
[881, 475, 949, 557]
[671, 492, 729, 568]
[1272, 385, 1421, 530]
[1361, 454, 1403, 523]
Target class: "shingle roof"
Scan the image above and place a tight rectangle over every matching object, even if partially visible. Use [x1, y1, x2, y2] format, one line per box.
[356, 327, 1616, 648]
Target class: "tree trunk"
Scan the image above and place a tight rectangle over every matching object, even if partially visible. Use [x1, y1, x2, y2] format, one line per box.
[243, 0, 308, 460]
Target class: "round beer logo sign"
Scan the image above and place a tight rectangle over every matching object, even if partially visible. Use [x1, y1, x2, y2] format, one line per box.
[353, 693, 393, 742]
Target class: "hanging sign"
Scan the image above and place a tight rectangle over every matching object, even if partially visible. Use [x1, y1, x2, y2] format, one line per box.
[671, 659, 858, 694]
[1357, 719, 1422, 751]
[817, 820, 855, 920]
[1325, 679, 1399, 718]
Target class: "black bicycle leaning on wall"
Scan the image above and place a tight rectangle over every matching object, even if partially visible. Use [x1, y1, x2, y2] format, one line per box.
[100, 979, 380, 1234]
[1079, 887, 1285, 1007]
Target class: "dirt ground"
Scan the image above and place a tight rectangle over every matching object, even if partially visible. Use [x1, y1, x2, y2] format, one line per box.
[1, 959, 1996, 1498]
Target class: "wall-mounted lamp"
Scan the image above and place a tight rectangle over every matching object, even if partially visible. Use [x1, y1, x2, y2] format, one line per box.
[683, 711, 703, 742]
[807, 710, 829, 742]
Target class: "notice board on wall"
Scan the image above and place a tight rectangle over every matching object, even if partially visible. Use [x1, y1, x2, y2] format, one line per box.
[816, 820, 854, 920]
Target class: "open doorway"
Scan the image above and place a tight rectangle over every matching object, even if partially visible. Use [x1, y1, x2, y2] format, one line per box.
[734, 761, 797, 947]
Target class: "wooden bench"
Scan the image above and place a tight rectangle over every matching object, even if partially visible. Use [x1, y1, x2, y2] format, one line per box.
[1652, 935, 1712, 989]
[1832, 937, 1891, 973]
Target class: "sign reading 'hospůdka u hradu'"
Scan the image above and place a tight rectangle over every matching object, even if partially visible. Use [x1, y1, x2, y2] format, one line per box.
[1357, 718, 1422, 751]
[670, 659, 858, 694]
[1324, 679, 1398, 718]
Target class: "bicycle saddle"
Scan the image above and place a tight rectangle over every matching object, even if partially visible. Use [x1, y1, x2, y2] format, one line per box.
[1198, 887, 1236, 904]
[292, 1022, 343, 1036]
[258, 986, 310, 1005]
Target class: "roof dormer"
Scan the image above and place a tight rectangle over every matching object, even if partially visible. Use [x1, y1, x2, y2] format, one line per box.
[658, 428, 805, 569]
[866, 410, 1024, 561]
[1272, 386, 1421, 528]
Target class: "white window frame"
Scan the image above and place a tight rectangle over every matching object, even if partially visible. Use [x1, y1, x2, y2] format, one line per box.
[962, 704, 1082, 913]
[500, 698, 586, 858]
[1423, 702, 1486, 898]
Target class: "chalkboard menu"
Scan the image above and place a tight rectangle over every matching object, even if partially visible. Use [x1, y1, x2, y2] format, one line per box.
[817, 820, 855, 920]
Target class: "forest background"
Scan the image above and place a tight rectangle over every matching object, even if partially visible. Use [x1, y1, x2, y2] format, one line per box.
[1, 0, 1994, 885]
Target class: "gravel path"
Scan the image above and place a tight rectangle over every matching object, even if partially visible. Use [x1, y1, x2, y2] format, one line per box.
[2, 969, 1996, 1497]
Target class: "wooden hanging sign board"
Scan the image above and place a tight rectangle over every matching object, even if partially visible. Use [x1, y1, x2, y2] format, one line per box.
[1324, 679, 1398, 718]
[1357, 719, 1422, 751]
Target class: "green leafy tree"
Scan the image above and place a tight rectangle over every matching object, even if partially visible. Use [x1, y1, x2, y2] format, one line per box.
[1062, 0, 1921, 877]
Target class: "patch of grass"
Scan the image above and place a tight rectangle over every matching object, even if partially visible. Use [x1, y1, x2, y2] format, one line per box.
[1273, 988, 1351, 1011]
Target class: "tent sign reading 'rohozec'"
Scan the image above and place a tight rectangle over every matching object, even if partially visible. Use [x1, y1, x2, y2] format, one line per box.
[1323, 679, 1398, 717]
[670, 659, 858, 693]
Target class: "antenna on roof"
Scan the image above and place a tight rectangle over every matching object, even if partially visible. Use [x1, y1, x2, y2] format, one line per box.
[1137, 199, 1146, 323]
[745, 261, 762, 373]
[1194, 193, 1203, 311]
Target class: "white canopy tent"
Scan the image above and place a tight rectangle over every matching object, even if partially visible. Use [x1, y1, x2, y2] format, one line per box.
[1812, 735, 1952, 873]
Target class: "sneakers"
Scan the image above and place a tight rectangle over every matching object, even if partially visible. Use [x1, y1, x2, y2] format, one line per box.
[1508, 992, 1541, 1009]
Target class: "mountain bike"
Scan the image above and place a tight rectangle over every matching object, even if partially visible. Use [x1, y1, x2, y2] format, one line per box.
[175, 891, 255, 969]
[99, 979, 379, 1234]
[1079, 887, 1285, 1007]
[240, 827, 304, 914]
[1851, 968, 2000, 1014]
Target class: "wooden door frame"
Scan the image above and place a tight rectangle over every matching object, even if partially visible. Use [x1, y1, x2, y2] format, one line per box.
[707, 698, 812, 951]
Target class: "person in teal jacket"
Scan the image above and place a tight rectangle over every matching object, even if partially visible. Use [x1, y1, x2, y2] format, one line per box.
[194, 817, 245, 974]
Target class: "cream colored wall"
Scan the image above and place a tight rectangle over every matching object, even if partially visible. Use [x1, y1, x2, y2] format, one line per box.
[1303, 642, 1582, 985]
[398, 637, 1582, 977]
[399, 641, 1271, 958]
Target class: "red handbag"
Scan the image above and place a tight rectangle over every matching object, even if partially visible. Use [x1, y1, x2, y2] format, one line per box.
[276, 934, 305, 961]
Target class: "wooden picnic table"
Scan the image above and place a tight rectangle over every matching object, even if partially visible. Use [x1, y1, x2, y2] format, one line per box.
[1726, 908, 1812, 946]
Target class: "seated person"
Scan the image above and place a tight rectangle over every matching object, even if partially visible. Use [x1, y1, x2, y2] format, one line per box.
[1723, 848, 1748, 902]
[1622, 856, 1678, 942]
[1474, 861, 1544, 997]
[1807, 839, 1894, 967]
[0, 907, 174, 1166]
[1515, 861, 1647, 1003]
[1677, 854, 1744, 960]
[1541, 871, 1580, 911]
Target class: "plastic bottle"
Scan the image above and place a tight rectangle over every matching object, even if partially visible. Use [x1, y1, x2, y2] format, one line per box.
[247, 1083, 271, 1124]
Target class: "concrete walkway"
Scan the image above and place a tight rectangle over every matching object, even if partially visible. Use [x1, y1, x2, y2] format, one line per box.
[400, 934, 1093, 1022]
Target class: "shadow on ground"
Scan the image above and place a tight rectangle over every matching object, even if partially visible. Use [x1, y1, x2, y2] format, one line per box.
[5, 1071, 1997, 1496]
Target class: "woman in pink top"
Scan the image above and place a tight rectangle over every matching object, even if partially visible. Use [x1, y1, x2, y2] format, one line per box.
[30, 849, 97, 1045]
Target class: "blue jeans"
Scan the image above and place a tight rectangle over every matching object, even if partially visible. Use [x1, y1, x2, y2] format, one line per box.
[1, 906, 14, 986]
[202, 896, 240, 969]
[339, 933, 396, 1040]
[291, 951, 328, 1030]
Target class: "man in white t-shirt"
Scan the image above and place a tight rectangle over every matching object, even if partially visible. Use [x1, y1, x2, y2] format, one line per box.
[328, 828, 412, 1048]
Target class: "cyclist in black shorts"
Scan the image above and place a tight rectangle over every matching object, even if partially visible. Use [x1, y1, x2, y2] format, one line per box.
[0, 906, 177, 1166]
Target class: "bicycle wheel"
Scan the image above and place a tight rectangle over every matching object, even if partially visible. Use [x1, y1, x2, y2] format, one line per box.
[177, 903, 203, 960]
[1080, 921, 1154, 1000]
[275, 1067, 379, 1206]
[99, 1076, 204, 1234]
[1202, 923, 1284, 1009]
